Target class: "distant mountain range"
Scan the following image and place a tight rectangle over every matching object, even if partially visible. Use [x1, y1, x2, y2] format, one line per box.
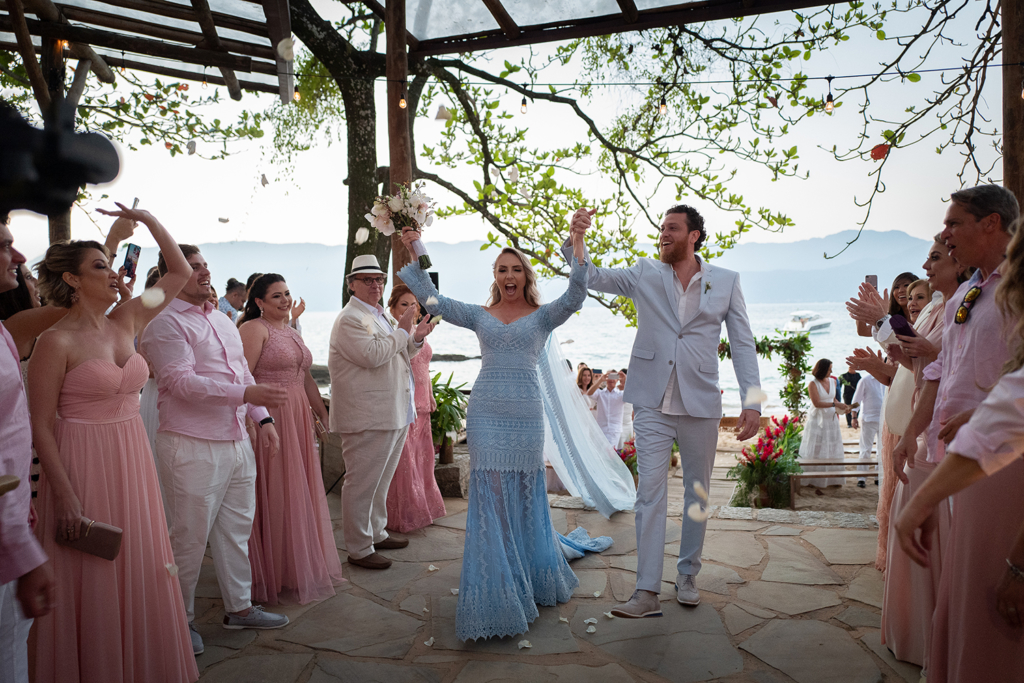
[124, 229, 933, 311]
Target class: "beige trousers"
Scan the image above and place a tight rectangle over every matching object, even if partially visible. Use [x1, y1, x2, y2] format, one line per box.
[155, 432, 256, 621]
[339, 427, 408, 560]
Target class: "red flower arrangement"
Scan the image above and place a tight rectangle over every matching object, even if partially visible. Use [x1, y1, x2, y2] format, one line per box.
[728, 415, 804, 508]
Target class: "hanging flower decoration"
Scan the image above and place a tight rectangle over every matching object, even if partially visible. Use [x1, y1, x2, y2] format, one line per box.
[870, 143, 890, 161]
[364, 182, 436, 268]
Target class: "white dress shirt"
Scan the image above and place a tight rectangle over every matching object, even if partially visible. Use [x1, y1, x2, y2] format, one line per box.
[352, 297, 419, 426]
[851, 373, 885, 424]
[660, 262, 708, 415]
[595, 388, 626, 445]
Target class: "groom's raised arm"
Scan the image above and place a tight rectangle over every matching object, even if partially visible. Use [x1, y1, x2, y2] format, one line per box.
[724, 273, 762, 415]
[559, 237, 641, 297]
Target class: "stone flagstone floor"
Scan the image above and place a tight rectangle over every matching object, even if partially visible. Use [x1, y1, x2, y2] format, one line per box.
[191, 482, 921, 683]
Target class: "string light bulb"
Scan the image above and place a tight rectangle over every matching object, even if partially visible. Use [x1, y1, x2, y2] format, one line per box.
[658, 94, 667, 116]
[521, 95, 528, 114]
[399, 97, 407, 109]
[293, 88, 301, 101]
[1020, 79, 1024, 100]
[824, 76, 835, 113]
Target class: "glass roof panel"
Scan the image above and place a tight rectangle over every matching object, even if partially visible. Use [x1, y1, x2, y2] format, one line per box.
[503, 0, 621, 27]
[164, 0, 265, 23]
[396, 0, 500, 41]
[635, 0, 690, 9]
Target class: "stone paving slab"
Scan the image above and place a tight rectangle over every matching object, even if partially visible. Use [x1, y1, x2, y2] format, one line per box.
[571, 570, 608, 598]
[701, 531, 766, 568]
[610, 554, 678, 584]
[430, 596, 579, 655]
[407, 561, 463, 597]
[309, 658, 442, 683]
[740, 620, 882, 683]
[804, 529, 879, 565]
[754, 508, 800, 524]
[452, 661, 634, 683]
[761, 537, 843, 585]
[200, 653, 313, 683]
[762, 525, 803, 536]
[706, 519, 770, 531]
[347, 560, 428, 601]
[432, 511, 468, 530]
[737, 581, 842, 615]
[279, 593, 423, 659]
[694, 563, 744, 596]
[721, 603, 763, 635]
[844, 567, 884, 608]
[836, 606, 881, 629]
[382, 526, 465, 562]
[861, 630, 922, 683]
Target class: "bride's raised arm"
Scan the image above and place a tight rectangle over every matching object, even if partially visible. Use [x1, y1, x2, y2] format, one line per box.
[397, 229, 479, 331]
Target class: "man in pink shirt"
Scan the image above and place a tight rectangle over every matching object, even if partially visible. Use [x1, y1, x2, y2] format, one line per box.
[140, 245, 288, 656]
[0, 218, 53, 683]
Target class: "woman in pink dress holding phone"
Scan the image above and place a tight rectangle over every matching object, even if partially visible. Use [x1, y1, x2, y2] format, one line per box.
[238, 274, 344, 605]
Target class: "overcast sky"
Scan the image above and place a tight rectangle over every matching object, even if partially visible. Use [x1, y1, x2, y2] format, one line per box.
[8, 3, 1000, 262]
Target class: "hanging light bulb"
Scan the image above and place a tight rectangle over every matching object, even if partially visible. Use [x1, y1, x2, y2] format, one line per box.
[658, 95, 667, 116]
[202, 79, 208, 89]
[399, 97, 407, 109]
[435, 105, 451, 121]
[1020, 79, 1024, 100]
[824, 76, 835, 113]
[293, 88, 301, 101]
[520, 95, 528, 114]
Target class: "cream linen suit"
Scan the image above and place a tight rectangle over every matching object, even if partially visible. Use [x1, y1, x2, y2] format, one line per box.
[329, 298, 420, 560]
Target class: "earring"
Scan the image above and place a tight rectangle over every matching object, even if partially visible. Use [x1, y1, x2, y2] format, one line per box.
[70, 288, 79, 304]
[258, 307, 264, 316]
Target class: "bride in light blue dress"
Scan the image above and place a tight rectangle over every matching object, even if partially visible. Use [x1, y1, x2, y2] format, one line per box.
[399, 228, 591, 641]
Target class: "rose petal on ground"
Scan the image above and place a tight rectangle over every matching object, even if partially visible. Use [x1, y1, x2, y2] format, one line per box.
[428, 565, 439, 572]
[593, 591, 602, 597]
[559, 616, 569, 623]
[687, 502, 710, 523]
[586, 625, 597, 634]
[584, 618, 597, 624]
[603, 612, 615, 619]
[141, 288, 165, 309]
[451, 588, 459, 595]
[424, 636, 434, 647]
[517, 640, 532, 649]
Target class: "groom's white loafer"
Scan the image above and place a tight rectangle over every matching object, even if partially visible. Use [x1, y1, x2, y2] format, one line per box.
[675, 574, 700, 606]
[610, 590, 662, 618]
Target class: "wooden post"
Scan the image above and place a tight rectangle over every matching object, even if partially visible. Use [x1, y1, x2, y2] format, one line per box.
[385, 0, 413, 280]
[1004, 1, 1024, 205]
[40, 37, 71, 243]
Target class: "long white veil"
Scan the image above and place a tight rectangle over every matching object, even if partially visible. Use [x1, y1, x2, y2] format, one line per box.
[538, 332, 636, 519]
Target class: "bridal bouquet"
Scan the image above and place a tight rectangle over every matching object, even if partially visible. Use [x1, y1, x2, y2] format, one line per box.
[364, 182, 435, 269]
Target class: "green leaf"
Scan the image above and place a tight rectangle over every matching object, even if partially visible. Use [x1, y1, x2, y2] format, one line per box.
[906, 72, 921, 82]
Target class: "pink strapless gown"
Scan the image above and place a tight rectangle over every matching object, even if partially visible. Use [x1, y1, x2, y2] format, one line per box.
[248, 319, 345, 605]
[386, 341, 446, 533]
[35, 355, 198, 683]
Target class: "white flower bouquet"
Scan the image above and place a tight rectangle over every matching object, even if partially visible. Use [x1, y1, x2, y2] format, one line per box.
[364, 182, 435, 269]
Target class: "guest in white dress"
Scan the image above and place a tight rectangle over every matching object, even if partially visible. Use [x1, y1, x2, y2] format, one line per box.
[593, 371, 625, 446]
[618, 369, 633, 448]
[799, 359, 849, 487]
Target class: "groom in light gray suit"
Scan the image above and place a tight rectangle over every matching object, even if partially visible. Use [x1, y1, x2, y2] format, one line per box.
[565, 205, 761, 618]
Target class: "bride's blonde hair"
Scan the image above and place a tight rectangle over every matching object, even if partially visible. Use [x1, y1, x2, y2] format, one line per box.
[486, 247, 541, 307]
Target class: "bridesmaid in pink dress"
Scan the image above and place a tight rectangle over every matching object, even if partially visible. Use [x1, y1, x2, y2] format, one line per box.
[28, 205, 198, 683]
[239, 274, 345, 605]
[385, 285, 446, 533]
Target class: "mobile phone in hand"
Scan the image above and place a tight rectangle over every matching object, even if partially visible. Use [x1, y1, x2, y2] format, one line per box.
[889, 314, 917, 338]
[123, 244, 141, 279]
[132, 197, 139, 210]
[865, 274, 878, 290]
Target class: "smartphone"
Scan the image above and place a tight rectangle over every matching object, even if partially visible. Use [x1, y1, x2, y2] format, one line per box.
[889, 314, 917, 338]
[123, 243, 141, 279]
[310, 407, 327, 436]
[606, 372, 619, 382]
[865, 274, 878, 290]
[132, 197, 140, 210]
[593, 368, 603, 375]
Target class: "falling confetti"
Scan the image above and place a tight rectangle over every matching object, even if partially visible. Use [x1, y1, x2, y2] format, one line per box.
[423, 607, 429, 613]
[583, 618, 597, 624]
[218, 217, 229, 223]
[186, 140, 196, 155]
[428, 565, 439, 572]
[558, 616, 569, 623]
[430, 314, 443, 325]
[693, 481, 709, 503]
[276, 37, 295, 61]
[744, 386, 769, 407]
[687, 502, 710, 523]
[261, 174, 269, 187]
[603, 612, 615, 619]
[509, 167, 519, 182]
[361, 316, 374, 335]
[141, 287, 166, 309]
[164, 562, 179, 576]
[423, 637, 434, 647]
[450, 588, 459, 595]
[355, 228, 370, 245]
[593, 591, 602, 598]
[586, 625, 597, 634]
[517, 640, 532, 649]
[425, 296, 439, 307]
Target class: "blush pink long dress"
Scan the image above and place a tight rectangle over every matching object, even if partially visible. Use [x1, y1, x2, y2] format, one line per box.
[386, 340, 446, 533]
[248, 319, 345, 605]
[34, 355, 198, 683]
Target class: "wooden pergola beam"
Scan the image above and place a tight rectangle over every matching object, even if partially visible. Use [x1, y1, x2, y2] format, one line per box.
[359, 0, 420, 51]
[189, 0, 241, 100]
[115, 54, 278, 94]
[481, 0, 519, 39]
[0, 14, 254, 70]
[1004, 2, 1024, 206]
[55, 5, 276, 61]
[6, 0, 49, 107]
[615, 0, 639, 24]
[409, 0, 836, 56]
[259, 0, 293, 104]
[60, 0, 272, 40]
[21, 0, 115, 82]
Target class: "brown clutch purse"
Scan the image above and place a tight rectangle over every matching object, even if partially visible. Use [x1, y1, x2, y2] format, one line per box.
[55, 517, 122, 561]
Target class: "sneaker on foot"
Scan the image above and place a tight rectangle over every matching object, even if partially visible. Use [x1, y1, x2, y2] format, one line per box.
[610, 590, 662, 618]
[189, 622, 204, 655]
[222, 604, 289, 630]
[675, 574, 700, 606]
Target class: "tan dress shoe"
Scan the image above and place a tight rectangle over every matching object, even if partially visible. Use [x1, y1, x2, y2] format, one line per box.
[376, 535, 409, 550]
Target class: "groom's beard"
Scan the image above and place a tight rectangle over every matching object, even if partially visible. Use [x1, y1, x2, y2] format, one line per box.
[659, 239, 689, 265]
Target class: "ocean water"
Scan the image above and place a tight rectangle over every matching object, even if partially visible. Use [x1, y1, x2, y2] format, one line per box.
[302, 300, 875, 416]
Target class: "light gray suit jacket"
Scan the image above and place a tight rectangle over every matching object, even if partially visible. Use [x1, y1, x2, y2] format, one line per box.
[562, 242, 760, 418]
[328, 299, 421, 433]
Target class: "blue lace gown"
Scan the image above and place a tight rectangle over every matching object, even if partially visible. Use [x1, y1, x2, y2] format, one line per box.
[398, 256, 588, 641]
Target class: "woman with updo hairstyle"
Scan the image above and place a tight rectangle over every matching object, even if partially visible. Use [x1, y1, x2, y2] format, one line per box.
[27, 205, 198, 683]
[238, 273, 344, 604]
[384, 283, 446, 533]
[798, 358, 850, 490]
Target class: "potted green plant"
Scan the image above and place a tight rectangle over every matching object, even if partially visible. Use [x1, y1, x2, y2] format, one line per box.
[431, 372, 468, 464]
[727, 415, 804, 508]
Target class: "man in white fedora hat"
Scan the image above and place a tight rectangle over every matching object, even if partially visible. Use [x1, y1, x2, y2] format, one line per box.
[328, 255, 436, 569]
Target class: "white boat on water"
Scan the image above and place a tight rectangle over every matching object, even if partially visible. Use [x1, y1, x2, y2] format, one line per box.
[783, 310, 832, 335]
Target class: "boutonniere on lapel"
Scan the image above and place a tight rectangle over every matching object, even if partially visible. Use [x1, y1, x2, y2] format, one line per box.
[704, 281, 712, 294]
[387, 314, 398, 328]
